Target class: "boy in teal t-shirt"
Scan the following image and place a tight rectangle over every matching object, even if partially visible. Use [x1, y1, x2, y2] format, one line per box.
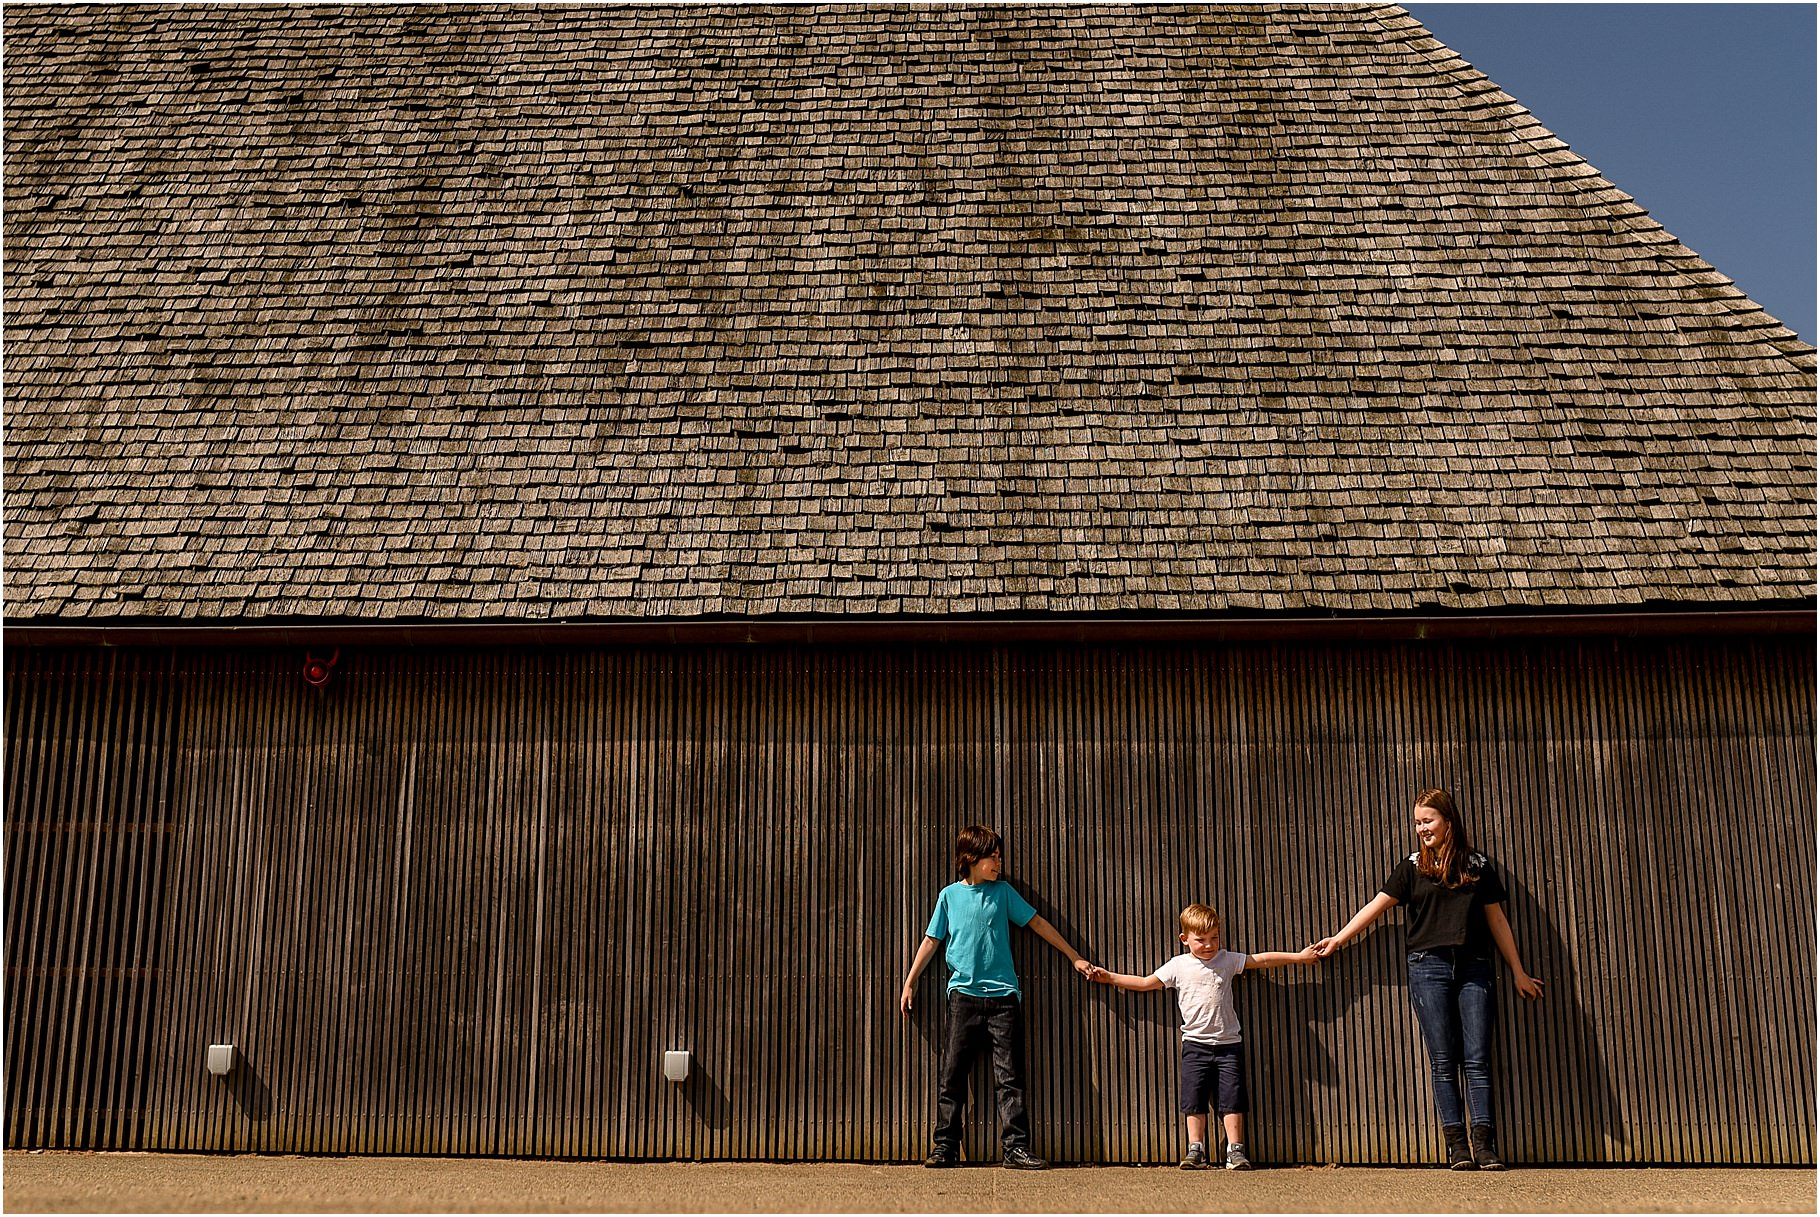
[899, 825, 1094, 1170]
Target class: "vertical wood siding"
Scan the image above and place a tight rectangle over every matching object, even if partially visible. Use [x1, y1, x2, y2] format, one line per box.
[5, 638, 1813, 1163]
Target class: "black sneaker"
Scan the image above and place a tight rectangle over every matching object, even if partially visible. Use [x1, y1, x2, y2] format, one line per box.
[1179, 1141, 1211, 1170]
[1470, 1125, 1505, 1171]
[1002, 1146, 1048, 1170]
[923, 1145, 959, 1168]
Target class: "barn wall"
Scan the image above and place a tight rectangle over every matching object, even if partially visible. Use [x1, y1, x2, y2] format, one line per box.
[5, 637, 1813, 1164]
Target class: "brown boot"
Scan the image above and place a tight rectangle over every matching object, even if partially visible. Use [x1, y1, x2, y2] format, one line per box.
[1471, 1124, 1505, 1171]
[1444, 1124, 1475, 1170]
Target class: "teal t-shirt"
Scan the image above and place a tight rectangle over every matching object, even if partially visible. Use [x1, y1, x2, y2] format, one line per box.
[925, 879, 1038, 998]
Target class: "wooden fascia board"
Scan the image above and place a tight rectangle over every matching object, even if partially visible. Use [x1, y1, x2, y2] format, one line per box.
[4, 610, 1813, 648]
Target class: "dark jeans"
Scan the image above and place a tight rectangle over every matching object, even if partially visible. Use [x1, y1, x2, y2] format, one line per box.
[933, 993, 1031, 1151]
[1407, 948, 1496, 1130]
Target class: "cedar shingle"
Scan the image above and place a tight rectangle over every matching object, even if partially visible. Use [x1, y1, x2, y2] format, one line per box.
[3, 4, 1813, 623]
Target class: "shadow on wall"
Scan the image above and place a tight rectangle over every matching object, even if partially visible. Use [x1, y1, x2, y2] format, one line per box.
[680, 1059, 733, 1132]
[1027, 892, 1130, 1165]
[1243, 925, 1400, 1164]
[225, 1053, 273, 1125]
[1018, 888, 1174, 1165]
[1500, 867, 1624, 1163]
[901, 965, 946, 1152]
[1072, 946, 1175, 1165]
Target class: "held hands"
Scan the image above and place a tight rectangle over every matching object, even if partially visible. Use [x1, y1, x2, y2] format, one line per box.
[1072, 957, 1094, 979]
[1309, 936, 1341, 958]
[1083, 963, 1110, 983]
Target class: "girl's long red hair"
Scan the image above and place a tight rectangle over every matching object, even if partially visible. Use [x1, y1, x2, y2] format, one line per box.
[1415, 788, 1477, 889]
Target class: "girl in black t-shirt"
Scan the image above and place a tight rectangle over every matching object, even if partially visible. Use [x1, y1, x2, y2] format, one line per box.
[1312, 789, 1543, 1170]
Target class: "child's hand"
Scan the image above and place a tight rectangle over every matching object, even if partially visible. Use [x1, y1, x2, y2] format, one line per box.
[1310, 936, 1339, 958]
[1073, 958, 1094, 979]
[899, 985, 916, 1016]
[1293, 945, 1319, 964]
[1514, 972, 1544, 1001]
[1084, 964, 1108, 983]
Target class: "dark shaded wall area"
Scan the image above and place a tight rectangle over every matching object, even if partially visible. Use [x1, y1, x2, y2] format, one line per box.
[6, 637, 1813, 1163]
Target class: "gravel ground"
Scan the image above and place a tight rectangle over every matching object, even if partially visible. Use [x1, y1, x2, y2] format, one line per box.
[4, 1151, 1813, 1214]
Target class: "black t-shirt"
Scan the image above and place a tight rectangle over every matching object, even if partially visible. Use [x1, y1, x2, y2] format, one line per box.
[1380, 851, 1508, 955]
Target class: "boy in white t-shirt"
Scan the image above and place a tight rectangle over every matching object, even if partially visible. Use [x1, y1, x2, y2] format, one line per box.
[1088, 903, 1315, 1169]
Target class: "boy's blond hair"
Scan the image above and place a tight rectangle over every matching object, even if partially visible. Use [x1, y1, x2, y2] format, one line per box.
[1178, 903, 1221, 936]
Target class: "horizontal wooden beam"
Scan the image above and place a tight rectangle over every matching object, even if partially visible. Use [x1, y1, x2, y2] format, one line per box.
[4, 609, 1813, 647]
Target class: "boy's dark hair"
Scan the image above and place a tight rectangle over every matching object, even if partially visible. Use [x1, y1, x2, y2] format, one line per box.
[954, 824, 1003, 878]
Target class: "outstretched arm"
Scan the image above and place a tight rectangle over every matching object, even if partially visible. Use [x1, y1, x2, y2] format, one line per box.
[1311, 892, 1399, 957]
[1245, 946, 1319, 970]
[1484, 903, 1544, 1000]
[1025, 914, 1094, 978]
[1084, 965, 1165, 992]
[900, 936, 941, 1016]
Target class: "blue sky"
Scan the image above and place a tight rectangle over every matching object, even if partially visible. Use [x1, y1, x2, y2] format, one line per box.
[1404, 3, 1816, 344]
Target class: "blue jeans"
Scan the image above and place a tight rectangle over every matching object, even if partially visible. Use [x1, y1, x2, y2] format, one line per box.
[1407, 949, 1496, 1130]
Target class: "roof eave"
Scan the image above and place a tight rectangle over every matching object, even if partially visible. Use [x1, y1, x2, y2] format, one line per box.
[5, 607, 1813, 648]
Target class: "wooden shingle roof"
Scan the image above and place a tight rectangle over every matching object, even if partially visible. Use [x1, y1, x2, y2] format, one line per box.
[5, 4, 1813, 624]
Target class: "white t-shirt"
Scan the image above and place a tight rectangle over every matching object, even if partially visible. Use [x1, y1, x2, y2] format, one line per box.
[1151, 949, 1246, 1045]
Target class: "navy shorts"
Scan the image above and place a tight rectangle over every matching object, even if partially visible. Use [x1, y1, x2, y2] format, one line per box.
[1180, 1040, 1247, 1115]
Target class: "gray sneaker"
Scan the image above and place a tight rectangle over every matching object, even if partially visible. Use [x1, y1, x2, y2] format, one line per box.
[1179, 1142, 1211, 1170]
[1225, 1143, 1254, 1171]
